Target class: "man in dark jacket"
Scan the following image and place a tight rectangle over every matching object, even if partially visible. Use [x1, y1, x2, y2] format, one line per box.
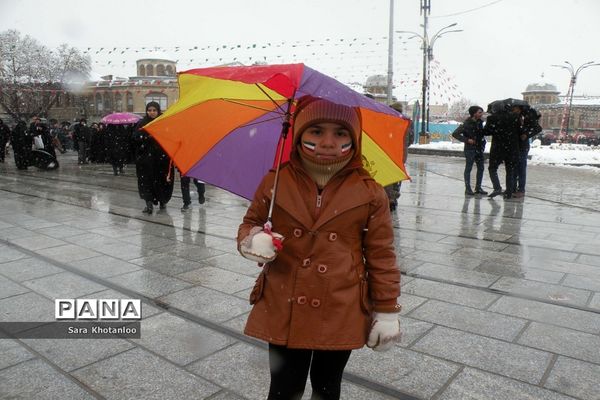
[513, 108, 542, 197]
[452, 105, 487, 195]
[73, 118, 91, 164]
[0, 118, 10, 163]
[484, 106, 522, 199]
[11, 121, 31, 170]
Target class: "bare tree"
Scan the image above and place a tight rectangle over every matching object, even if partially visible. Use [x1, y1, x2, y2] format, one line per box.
[0, 30, 91, 121]
[447, 97, 477, 122]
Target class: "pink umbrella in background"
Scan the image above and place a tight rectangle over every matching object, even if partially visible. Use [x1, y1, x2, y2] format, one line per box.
[101, 112, 141, 125]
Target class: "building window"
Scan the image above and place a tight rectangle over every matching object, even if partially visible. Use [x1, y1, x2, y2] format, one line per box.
[145, 93, 168, 111]
[166, 65, 174, 76]
[146, 64, 154, 76]
[55, 93, 62, 107]
[96, 93, 103, 113]
[104, 93, 113, 113]
[156, 64, 166, 76]
[115, 93, 123, 112]
[126, 92, 133, 112]
[139, 65, 146, 76]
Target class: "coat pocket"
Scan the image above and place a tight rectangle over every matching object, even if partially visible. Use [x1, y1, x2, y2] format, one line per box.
[359, 278, 371, 315]
[249, 271, 266, 305]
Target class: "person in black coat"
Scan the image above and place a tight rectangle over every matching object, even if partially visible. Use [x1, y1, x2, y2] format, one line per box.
[73, 119, 91, 164]
[484, 105, 522, 199]
[132, 101, 174, 214]
[0, 118, 10, 163]
[32, 121, 56, 158]
[452, 105, 488, 195]
[11, 121, 31, 170]
[513, 108, 542, 197]
[105, 124, 131, 176]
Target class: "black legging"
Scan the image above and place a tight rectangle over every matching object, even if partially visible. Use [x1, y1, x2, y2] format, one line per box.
[267, 344, 351, 400]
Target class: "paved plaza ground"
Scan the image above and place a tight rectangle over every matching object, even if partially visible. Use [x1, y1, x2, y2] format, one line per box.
[0, 151, 599, 399]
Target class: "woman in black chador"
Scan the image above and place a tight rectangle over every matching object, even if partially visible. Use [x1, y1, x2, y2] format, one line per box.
[132, 102, 174, 214]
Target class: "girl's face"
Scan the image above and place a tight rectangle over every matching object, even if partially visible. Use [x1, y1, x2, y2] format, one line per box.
[147, 106, 158, 119]
[300, 122, 353, 159]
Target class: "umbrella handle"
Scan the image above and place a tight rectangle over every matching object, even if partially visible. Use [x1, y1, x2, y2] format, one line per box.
[266, 96, 295, 226]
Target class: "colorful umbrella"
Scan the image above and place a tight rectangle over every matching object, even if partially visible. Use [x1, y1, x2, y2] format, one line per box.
[101, 112, 141, 125]
[144, 63, 411, 200]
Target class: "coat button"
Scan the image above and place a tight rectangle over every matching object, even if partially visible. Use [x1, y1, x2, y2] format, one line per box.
[297, 296, 307, 305]
[311, 298, 321, 308]
[293, 228, 303, 238]
[317, 264, 328, 273]
[328, 232, 337, 241]
[302, 258, 311, 267]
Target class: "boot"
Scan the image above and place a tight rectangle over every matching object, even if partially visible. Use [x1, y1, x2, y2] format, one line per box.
[465, 185, 475, 196]
[159, 202, 167, 210]
[475, 187, 488, 195]
[488, 188, 503, 198]
[143, 201, 153, 214]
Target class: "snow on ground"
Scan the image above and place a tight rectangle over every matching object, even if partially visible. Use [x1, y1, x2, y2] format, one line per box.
[413, 140, 600, 167]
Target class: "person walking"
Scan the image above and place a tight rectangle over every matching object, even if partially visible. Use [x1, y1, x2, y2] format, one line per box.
[237, 96, 401, 400]
[180, 172, 206, 211]
[132, 102, 174, 214]
[452, 105, 488, 195]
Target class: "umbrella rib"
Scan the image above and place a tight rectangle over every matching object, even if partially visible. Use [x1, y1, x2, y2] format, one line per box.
[237, 115, 285, 129]
[221, 98, 285, 114]
[254, 83, 287, 114]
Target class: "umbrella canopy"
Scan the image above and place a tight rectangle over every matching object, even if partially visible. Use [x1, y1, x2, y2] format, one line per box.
[487, 98, 530, 114]
[144, 63, 411, 200]
[101, 112, 141, 125]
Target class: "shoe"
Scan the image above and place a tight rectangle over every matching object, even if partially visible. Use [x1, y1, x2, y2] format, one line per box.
[159, 202, 166, 210]
[143, 201, 153, 214]
[475, 188, 488, 195]
[198, 194, 205, 204]
[465, 187, 475, 196]
[181, 203, 190, 212]
[503, 192, 513, 199]
[488, 189, 503, 198]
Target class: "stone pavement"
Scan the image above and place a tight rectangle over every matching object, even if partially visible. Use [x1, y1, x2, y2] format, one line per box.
[0, 151, 599, 400]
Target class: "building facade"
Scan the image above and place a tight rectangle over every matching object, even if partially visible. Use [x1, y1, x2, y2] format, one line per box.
[522, 81, 600, 139]
[49, 58, 179, 122]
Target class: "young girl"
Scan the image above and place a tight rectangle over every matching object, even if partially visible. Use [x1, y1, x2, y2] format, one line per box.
[238, 96, 401, 400]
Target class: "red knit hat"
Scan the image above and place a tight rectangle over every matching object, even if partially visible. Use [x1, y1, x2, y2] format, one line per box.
[292, 97, 361, 148]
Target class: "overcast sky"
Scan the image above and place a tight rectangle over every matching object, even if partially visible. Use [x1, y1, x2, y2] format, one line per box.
[1, 0, 599, 107]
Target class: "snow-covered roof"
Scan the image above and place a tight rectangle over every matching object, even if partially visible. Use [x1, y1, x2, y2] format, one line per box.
[523, 82, 558, 93]
[524, 82, 559, 93]
[558, 96, 600, 106]
[364, 74, 387, 88]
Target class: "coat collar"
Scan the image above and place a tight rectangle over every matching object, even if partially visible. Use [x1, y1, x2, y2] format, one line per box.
[267, 159, 374, 231]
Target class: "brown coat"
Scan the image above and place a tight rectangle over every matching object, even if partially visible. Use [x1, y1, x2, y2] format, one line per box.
[237, 155, 400, 350]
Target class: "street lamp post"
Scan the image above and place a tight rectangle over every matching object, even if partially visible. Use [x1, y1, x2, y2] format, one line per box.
[397, 23, 461, 140]
[551, 61, 600, 138]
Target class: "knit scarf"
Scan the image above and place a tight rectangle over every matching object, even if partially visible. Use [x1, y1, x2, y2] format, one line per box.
[298, 147, 354, 189]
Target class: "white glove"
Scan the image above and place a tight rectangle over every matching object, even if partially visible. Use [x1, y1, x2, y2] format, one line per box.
[367, 312, 401, 352]
[240, 226, 284, 264]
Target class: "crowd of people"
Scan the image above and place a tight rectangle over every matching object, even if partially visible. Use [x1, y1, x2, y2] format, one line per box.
[0, 109, 205, 213]
[452, 101, 542, 199]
